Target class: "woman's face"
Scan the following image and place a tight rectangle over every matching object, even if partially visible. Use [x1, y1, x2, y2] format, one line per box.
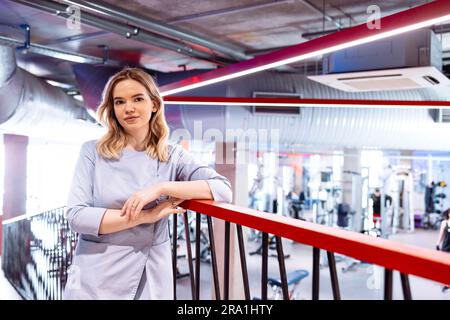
[112, 79, 157, 133]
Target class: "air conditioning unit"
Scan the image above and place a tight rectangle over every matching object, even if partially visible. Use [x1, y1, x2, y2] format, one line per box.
[308, 29, 450, 92]
[308, 66, 449, 92]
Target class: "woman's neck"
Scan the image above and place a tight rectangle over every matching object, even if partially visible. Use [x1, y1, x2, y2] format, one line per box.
[126, 129, 149, 151]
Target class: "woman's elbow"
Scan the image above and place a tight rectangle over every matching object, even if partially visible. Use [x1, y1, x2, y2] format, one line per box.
[223, 188, 233, 203]
[207, 180, 233, 203]
[215, 185, 233, 203]
[65, 207, 80, 233]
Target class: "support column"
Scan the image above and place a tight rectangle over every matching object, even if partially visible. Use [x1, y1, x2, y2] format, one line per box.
[342, 149, 362, 232]
[1, 134, 28, 255]
[400, 150, 414, 232]
[212, 141, 249, 299]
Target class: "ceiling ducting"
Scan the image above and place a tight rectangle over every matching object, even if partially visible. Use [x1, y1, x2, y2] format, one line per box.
[309, 29, 450, 92]
[222, 72, 450, 152]
[0, 44, 104, 142]
[68, 64, 450, 152]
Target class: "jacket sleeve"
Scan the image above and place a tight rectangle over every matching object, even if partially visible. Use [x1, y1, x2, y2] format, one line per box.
[65, 141, 107, 236]
[174, 146, 233, 203]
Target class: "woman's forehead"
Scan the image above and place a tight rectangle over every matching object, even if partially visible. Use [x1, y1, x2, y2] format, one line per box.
[113, 79, 148, 97]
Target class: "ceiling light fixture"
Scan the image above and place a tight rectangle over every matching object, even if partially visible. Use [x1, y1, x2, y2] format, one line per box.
[160, 0, 450, 96]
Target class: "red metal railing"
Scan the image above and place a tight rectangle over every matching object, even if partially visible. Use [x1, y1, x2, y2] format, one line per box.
[183, 200, 450, 287]
[3, 200, 449, 300]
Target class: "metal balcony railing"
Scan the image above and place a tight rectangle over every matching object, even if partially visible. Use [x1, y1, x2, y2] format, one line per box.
[2, 200, 450, 300]
[1, 207, 77, 300]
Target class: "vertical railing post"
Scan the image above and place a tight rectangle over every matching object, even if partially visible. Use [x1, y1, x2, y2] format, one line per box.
[384, 268, 393, 300]
[206, 216, 221, 300]
[236, 224, 250, 300]
[275, 236, 289, 300]
[400, 273, 412, 300]
[224, 221, 231, 300]
[326, 251, 341, 300]
[183, 212, 196, 299]
[261, 232, 269, 300]
[312, 247, 320, 300]
[172, 214, 178, 300]
[195, 212, 201, 300]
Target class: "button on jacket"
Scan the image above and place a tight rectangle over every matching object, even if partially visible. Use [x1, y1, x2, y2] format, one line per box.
[63, 140, 232, 299]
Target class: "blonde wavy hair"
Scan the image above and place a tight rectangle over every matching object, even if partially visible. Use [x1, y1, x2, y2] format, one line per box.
[96, 68, 169, 161]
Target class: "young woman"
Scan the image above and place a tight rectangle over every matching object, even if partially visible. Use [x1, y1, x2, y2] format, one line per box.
[63, 68, 232, 299]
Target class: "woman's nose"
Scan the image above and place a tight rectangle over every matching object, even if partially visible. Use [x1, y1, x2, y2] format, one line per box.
[125, 102, 135, 112]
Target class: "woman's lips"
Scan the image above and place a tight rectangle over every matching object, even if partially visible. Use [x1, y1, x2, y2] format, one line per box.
[124, 116, 139, 122]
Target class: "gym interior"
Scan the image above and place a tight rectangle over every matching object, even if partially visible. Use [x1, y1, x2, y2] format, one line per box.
[1, 0, 450, 301]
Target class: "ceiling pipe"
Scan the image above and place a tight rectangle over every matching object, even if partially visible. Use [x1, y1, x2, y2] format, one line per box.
[167, 0, 295, 24]
[222, 72, 450, 152]
[42, 31, 108, 45]
[0, 45, 104, 142]
[328, 3, 357, 25]
[299, 0, 343, 29]
[63, 0, 250, 61]
[303, 23, 450, 40]
[0, 34, 120, 65]
[302, 28, 342, 39]
[12, 0, 231, 65]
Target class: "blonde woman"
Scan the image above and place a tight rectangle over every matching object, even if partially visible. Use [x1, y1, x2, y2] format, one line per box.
[63, 68, 232, 299]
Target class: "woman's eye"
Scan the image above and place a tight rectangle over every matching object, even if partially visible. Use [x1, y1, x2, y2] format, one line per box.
[114, 100, 124, 105]
[135, 97, 144, 102]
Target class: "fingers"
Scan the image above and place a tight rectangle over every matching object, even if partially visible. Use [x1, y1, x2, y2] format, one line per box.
[131, 201, 145, 221]
[123, 198, 138, 221]
[120, 199, 129, 217]
[121, 201, 132, 221]
[123, 196, 186, 222]
[172, 208, 187, 214]
[163, 207, 186, 218]
[126, 199, 136, 221]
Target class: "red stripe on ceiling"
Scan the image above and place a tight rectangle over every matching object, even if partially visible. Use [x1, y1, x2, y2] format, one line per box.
[163, 96, 450, 108]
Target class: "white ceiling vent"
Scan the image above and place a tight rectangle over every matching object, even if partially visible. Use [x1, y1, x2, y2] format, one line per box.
[308, 66, 450, 92]
[308, 29, 450, 92]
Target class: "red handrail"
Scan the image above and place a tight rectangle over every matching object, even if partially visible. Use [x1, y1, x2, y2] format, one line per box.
[183, 200, 450, 286]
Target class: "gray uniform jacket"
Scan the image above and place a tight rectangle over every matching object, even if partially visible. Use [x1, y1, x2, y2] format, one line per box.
[63, 140, 232, 299]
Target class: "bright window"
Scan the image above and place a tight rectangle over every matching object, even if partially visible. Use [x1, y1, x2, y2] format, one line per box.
[26, 138, 82, 214]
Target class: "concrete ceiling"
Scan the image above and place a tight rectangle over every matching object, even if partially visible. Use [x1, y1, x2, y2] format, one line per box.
[0, 0, 448, 90]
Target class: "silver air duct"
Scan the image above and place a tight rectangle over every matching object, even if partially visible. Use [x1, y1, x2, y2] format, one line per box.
[223, 72, 450, 152]
[0, 45, 104, 142]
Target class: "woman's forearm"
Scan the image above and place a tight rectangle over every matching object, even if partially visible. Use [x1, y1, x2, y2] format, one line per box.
[99, 208, 161, 235]
[159, 180, 213, 200]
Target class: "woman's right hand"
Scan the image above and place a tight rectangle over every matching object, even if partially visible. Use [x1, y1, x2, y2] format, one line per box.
[140, 198, 186, 224]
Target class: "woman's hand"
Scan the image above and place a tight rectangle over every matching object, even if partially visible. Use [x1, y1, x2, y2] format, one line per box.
[121, 184, 163, 221]
[140, 198, 186, 224]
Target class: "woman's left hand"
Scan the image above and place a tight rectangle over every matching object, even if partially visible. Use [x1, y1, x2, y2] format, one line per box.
[121, 184, 163, 221]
